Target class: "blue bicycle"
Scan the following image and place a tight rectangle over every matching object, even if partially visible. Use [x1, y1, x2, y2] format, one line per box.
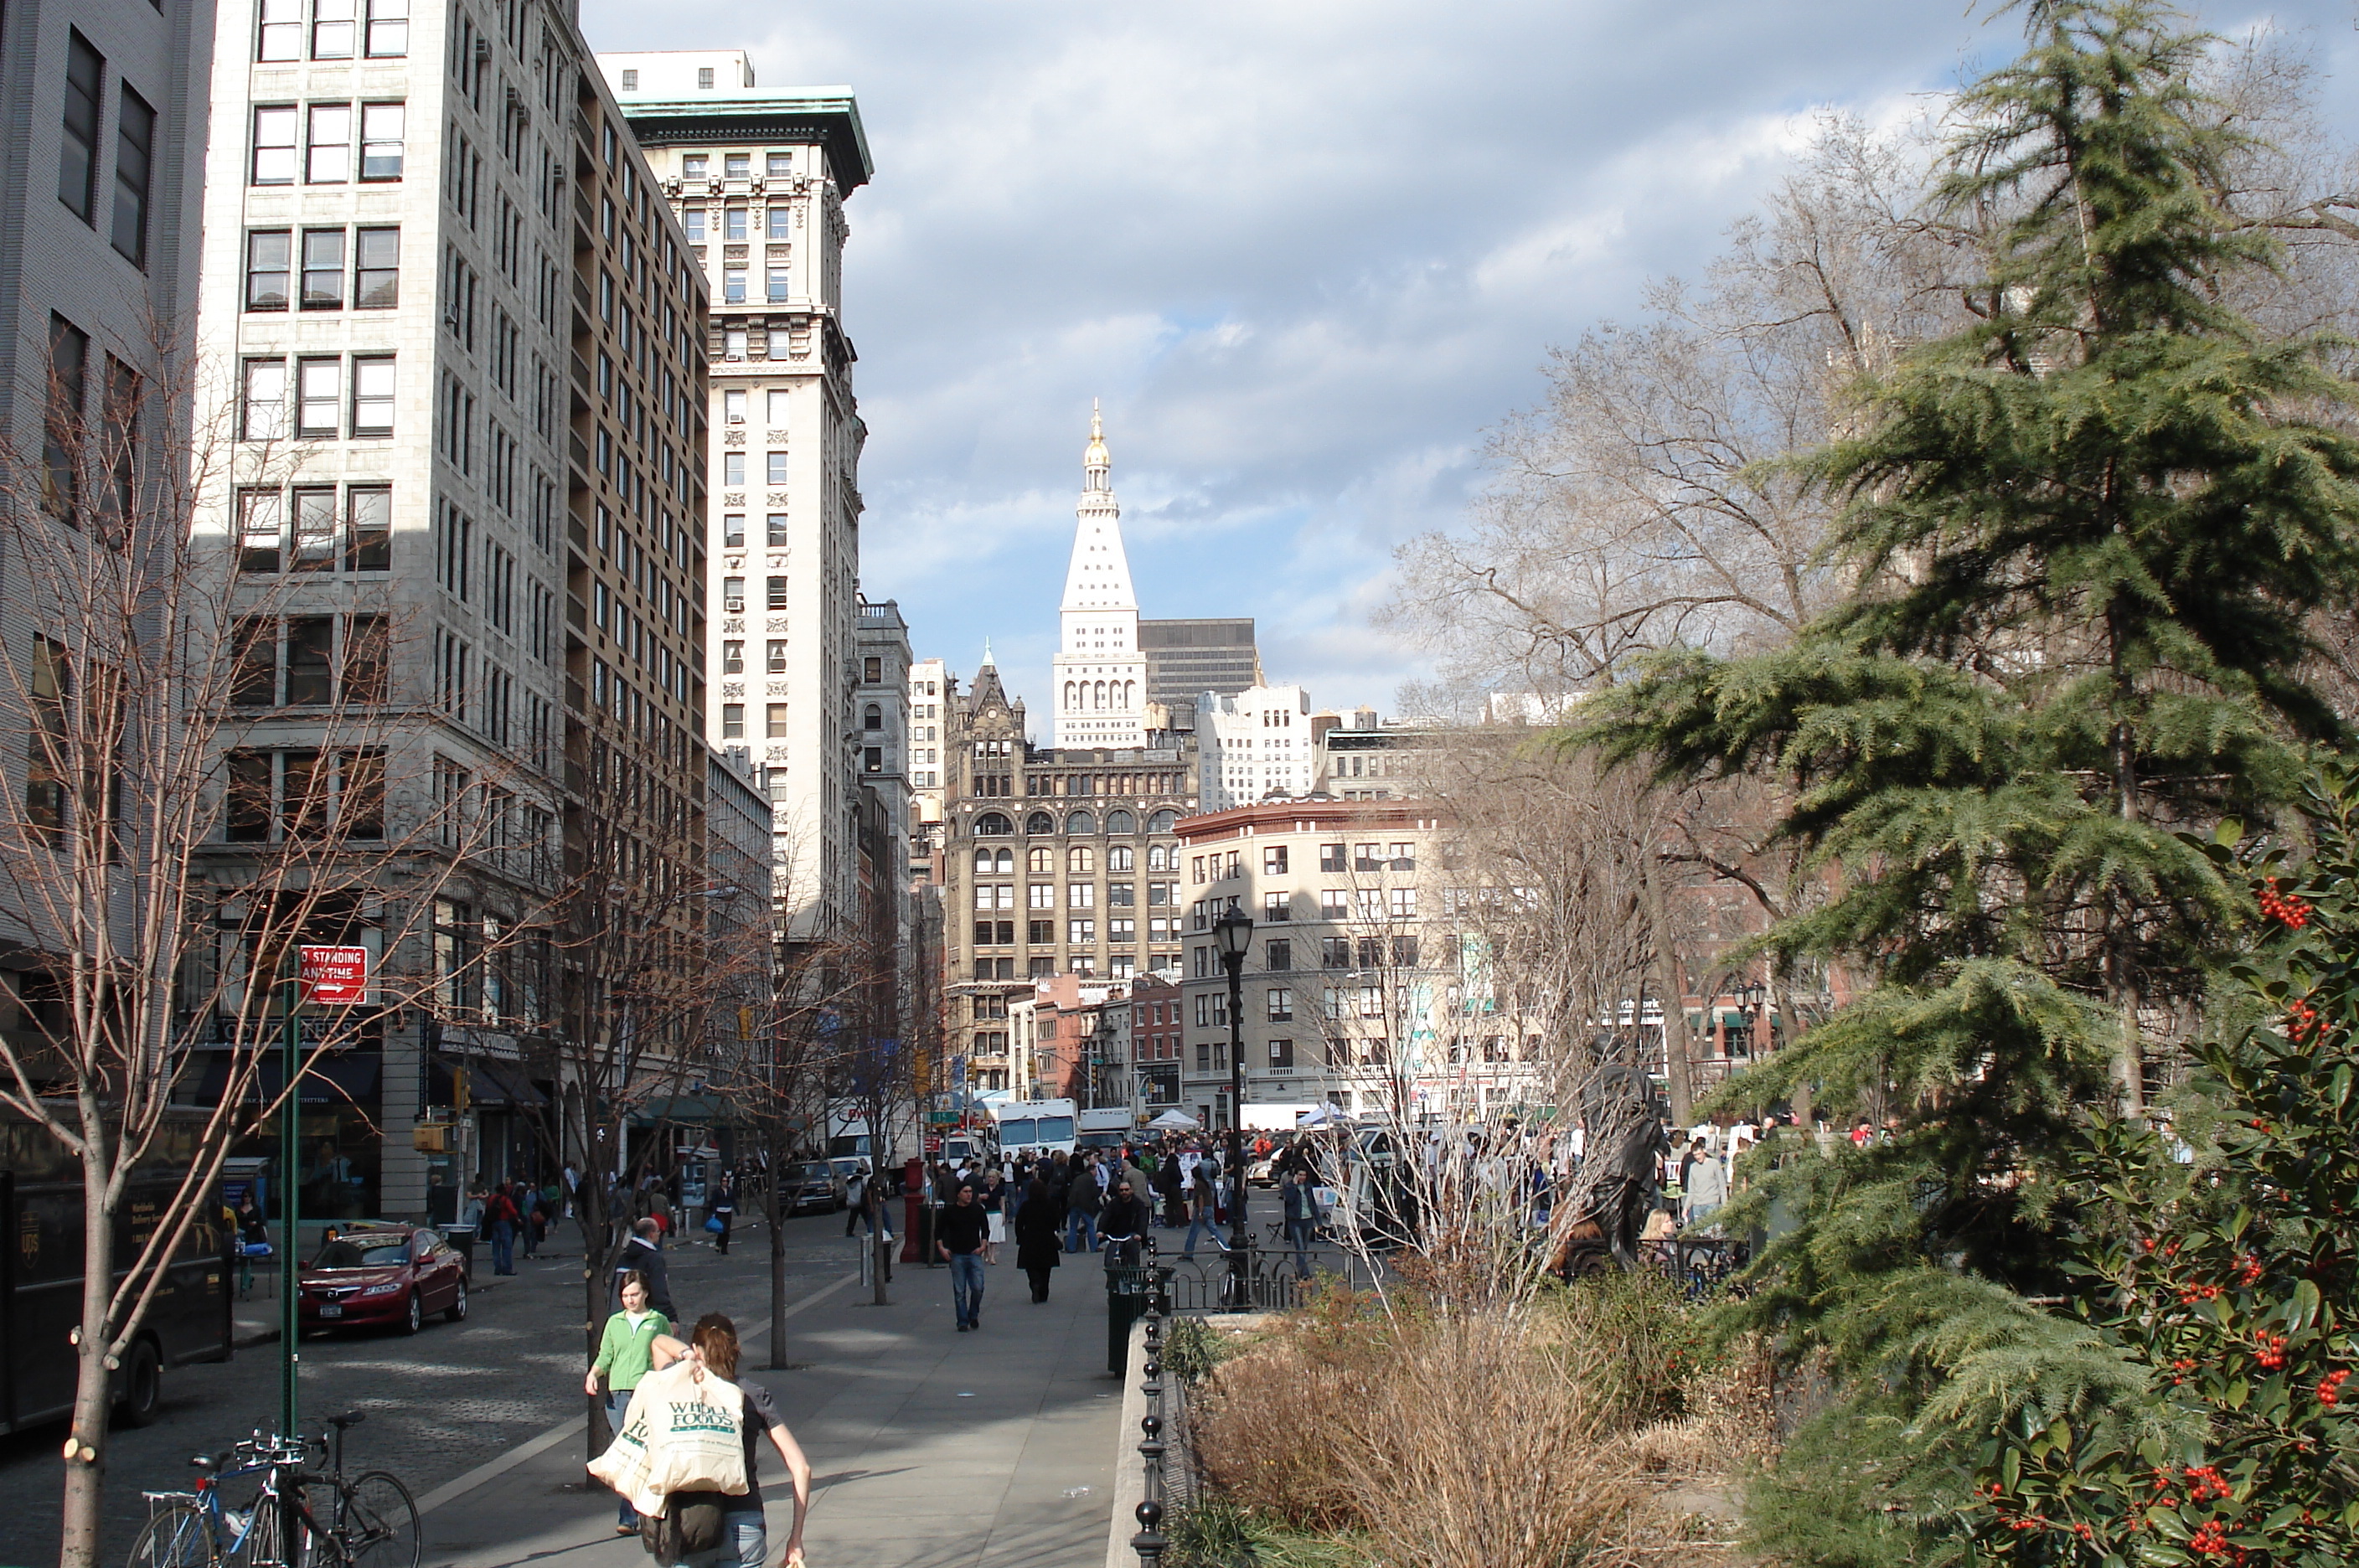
[129, 1411, 418, 1568]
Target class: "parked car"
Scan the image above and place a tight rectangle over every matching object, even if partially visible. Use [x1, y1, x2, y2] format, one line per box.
[298, 1223, 468, 1336]
[1247, 1156, 1280, 1188]
[782, 1162, 839, 1215]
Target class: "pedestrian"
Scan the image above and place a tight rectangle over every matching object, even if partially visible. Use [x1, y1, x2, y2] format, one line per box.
[520, 1184, 545, 1260]
[710, 1175, 736, 1256]
[612, 1216, 678, 1318]
[1064, 1153, 1102, 1254]
[1180, 1154, 1225, 1260]
[484, 1182, 521, 1276]
[937, 1184, 989, 1331]
[980, 1169, 1008, 1264]
[1282, 1168, 1319, 1280]
[1012, 1178, 1061, 1303]
[586, 1269, 672, 1534]
[1097, 1179, 1151, 1268]
[646, 1315, 811, 1568]
[235, 1192, 270, 1299]
[1683, 1144, 1728, 1230]
[843, 1163, 870, 1237]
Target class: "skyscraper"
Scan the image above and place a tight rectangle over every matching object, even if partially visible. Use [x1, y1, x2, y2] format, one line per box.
[601, 49, 874, 940]
[1140, 618, 1262, 714]
[1051, 403, 1150, 749]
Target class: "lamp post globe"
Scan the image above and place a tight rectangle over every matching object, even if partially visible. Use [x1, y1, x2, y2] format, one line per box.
[1211, 905, 1253, 1305]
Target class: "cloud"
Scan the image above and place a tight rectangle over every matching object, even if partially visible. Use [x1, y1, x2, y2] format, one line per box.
[581, 0, 2359, 724]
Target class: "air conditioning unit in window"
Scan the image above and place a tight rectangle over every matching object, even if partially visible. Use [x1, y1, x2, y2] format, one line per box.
[723, 596, 744, 612]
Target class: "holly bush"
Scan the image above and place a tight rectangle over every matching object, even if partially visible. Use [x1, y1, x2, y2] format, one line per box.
[1970, 773, 2359, 1565]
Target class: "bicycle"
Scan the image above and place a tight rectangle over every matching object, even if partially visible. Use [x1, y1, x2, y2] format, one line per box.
[127, 1411, 420, 1568]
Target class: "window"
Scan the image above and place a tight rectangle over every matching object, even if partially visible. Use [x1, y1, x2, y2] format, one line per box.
[1391, 888, 1417, 919]
[307, 104, 351, 182]
[722, 266, 746, 303]
[291, 486, 336, 569]
[302, 230, 345, 307]
[697, 66, 715, 89]
[720, 703, 744, 739]
[767, 264, 788, 302]
[246, 231, 292, 310]
[1355, 843, 1384, 871]
[1264, 846, 1288, 874]
[767, 152, 792, 177]
[766, 703, 787, 737]
[722, 205, 748, 241]
[1268, 1039, 1293, 1068]
[722, 513, 745, 547]
[767, 451, 787, 485]
[1322, 936, 1350, 969]
[41, 317, 85, 516]
[1262, 891, 1290, 923]
[766, 639, 787, 673]
[1068, 884, 1094, 910]
[682, 154, 708, 178]
[239, 490, 284, 570]
[725, 152, 750, 178]
[259, 0, 302, 59]
[1267, 940, 1292, 972]
[767, 513, 788, 547]
[312, 0, 354, 56]
[1320, 889, 1347, 920]
[1028, 847, 1053, 874]
[765, 575, 787, 610]
[366, 0, 407, 56]
[720, 641, 744, 674]
[721, 576, 744, 611]
[1028, 883, 1053, 910]
[723, 452, 745, 486]
[724, 389, 746, 424]
[1391, 935, 1419, 968]
[285, 616, 334, 703]
[1319, 843, 1345, 873]
[293, 358, 339, 436]
[351, 358, 395, 436]
[253, 106, 299, 184]
[618, 69, 637, 91]
[1267, 988, 1293, 1023]
[1389, 843, 1417, 870]
[59, 34, 102, 222]
[1358, 936, 1385, 969]
[1068, 846, 1095, 874]
[1108, 845, 1134, 872]
[684, 209, 705, 243]
[1027, 918, 1055, 944]
[348, 486, 390, 570]
[359, 103, 403, 179]
[1068, 919, 1095, 945]
[112, 88, 154, 265]
[863, 703, 882, 731]
[354, 227, 400, 307]
[767, 389, 789, 425]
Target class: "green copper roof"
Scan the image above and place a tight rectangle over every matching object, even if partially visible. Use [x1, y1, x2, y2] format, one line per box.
[619, 90, 873, 193]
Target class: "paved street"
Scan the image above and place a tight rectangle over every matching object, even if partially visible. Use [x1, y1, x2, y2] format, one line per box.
[0, 1213, 860, 1568]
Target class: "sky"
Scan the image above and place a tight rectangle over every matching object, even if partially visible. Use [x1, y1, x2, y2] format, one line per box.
[577, 0, 2359, 728]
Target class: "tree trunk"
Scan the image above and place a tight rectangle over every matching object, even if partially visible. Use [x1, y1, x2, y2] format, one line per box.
[61, 1137, 117, 1568]
[767, 1131, 789, 1369]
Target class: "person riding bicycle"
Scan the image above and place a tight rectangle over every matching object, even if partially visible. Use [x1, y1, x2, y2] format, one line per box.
[1097, 1179, 1151, 1269]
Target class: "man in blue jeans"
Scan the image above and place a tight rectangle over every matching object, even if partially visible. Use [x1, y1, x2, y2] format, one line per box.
[1282, 1168, 1319, 1279]
[1064, 1152, 1103, 1254]
[936, 1184, 990, 1331]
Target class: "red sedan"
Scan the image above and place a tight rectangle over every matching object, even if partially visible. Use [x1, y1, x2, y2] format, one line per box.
[297, 1224, 469, 1335]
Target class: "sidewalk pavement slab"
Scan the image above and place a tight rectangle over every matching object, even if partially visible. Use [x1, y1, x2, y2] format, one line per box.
[426, 1253, 1125, 1568]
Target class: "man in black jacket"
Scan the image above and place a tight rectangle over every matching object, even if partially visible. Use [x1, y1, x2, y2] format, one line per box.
[1097, 1179, 1152, 1268]
[936, 1186, 990, 1331]
[610, 1218, 676, 1318]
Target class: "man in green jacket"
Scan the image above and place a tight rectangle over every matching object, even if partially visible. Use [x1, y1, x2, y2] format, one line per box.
[586, 1271, 670, 1532]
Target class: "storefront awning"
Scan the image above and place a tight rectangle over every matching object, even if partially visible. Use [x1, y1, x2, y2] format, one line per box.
[183, 1051, 381, 1108]
[430, 1055, 548, 1108]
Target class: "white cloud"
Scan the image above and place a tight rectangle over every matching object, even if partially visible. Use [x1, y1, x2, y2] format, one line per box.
[581, 0, 2359, 722]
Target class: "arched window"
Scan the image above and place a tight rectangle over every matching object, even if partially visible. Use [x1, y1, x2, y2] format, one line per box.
[1065, 811, 1097, 836]
[863, 704, 881, 731]
[1025, 811, 1055, 835]
[993, 848, 1013, 874]
[1108, 845, 1135, 872]
[973, 812, 1013, 836]
[1063, 681, 1076, 709]
[1148, 810, 1179, 833]
[973, 848, 994, 874]
[1148, 844, 1169, 871]
[1028, 846, 1053, 874]
[1067, 846, 1095, 874]
[1092, 680, 1107, 710]
[1105, 809, 1135, 835]
[1123, 680, 1135, 708]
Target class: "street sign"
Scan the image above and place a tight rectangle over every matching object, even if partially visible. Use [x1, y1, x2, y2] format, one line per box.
[925, 1111, 960, 1125]
[298, 946, 369, 1006]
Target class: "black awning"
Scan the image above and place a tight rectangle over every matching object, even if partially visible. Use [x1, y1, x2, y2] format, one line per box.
[183, 1051, 382, 1109]
[429, 1055, 549, 1108]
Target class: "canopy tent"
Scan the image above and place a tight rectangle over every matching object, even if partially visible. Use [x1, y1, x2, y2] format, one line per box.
[1148, 1109, 1200, 1130]
[1297, 1103, 1352, 1128]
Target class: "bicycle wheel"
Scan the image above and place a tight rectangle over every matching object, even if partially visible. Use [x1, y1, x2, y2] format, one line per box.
[333, 1473, 420, 1568]
[126, 1503, 220, 1568]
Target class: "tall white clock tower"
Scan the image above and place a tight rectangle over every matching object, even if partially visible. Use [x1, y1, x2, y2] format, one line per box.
[1051, 403, 1151, 748]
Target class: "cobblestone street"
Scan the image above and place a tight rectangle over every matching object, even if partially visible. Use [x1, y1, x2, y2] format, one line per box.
[0, 1215, 863, 1568]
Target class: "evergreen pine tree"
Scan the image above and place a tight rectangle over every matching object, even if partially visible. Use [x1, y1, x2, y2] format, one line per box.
[1577, 3, 2359, 1555]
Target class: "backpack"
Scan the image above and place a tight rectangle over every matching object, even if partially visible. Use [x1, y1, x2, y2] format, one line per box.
[640, 1492, 730, 1565]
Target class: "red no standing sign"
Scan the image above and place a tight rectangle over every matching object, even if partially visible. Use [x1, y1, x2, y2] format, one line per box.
[299, 946, 369, 1007]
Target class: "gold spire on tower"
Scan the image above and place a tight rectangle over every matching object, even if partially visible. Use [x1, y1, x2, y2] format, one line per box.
[1083, 399, 1110, 487]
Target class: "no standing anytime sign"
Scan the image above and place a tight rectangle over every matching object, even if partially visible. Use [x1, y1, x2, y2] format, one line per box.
[298, 946, 369, 1007]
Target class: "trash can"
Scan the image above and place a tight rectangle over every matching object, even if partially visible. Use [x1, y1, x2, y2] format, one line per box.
[1106, 1261, 1151, 1375]
[445, 1224, 478, 1273]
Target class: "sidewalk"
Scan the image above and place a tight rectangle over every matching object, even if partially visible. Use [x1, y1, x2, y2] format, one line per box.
[425, 1250, 1127, 1568]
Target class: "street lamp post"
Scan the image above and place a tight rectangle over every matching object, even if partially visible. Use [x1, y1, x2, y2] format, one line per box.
[1737, 980, 1767, 1058]
[1212, 906, 1254, 1307]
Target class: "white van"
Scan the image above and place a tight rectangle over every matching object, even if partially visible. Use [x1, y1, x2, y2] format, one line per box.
[991, 1098, 1079, 1161]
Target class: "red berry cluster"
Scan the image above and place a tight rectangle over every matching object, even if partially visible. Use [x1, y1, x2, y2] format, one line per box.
[2185, 1466, 2233, 1503]
[2235, 1255, 2263, 1287]
[2178, 1282, 2224, 1305]
[2258, 879, 2315, 929]
[2253, 1331, 2288, 1369]
[2320, 1368, 2351, 1406]
[2286, 997, 2324, 1041]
